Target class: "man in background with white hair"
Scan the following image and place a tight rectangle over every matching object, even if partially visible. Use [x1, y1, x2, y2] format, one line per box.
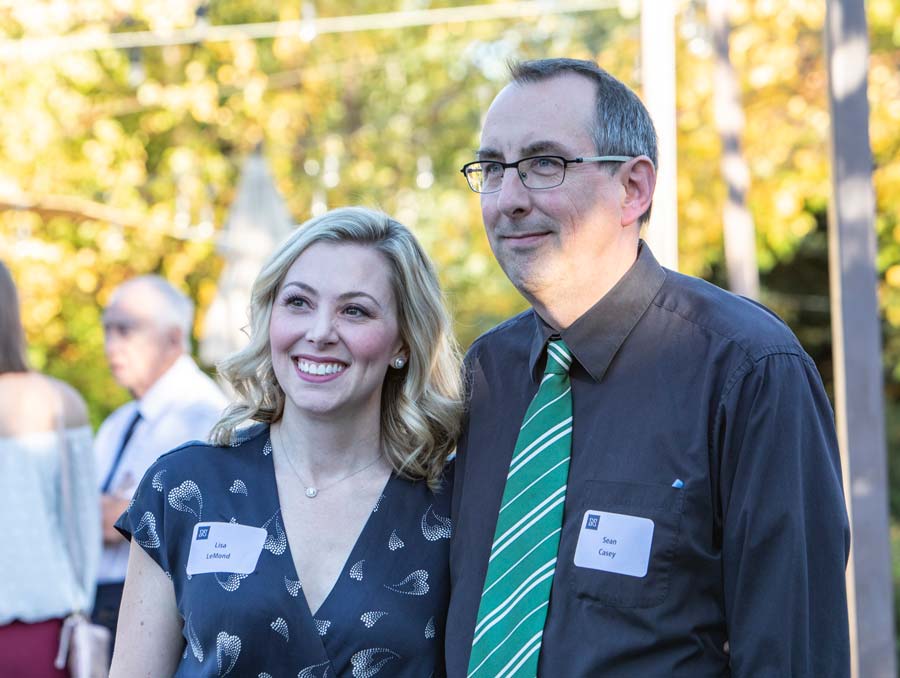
[91, 275, 227, 641]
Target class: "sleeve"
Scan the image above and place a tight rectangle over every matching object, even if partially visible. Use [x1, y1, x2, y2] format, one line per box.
[114, 457, 173, 577]
[64, 427, 102, 610]
[716, 352, 851, 677]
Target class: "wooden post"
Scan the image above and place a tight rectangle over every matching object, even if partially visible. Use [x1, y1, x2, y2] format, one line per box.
[708, 0, 759, 299]
[825, 1, 896, 676]
[640, 0, 678, 271]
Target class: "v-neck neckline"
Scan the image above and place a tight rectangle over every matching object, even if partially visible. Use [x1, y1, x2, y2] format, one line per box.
[263, 430, 396, 621]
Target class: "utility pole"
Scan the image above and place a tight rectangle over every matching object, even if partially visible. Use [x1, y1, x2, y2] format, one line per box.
[825, 1, 896, 676]
[640, 0, 678, 270]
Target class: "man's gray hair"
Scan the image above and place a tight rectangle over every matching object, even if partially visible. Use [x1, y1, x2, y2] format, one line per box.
[114, 275, 194, 351]
[508, 58, 658, 224]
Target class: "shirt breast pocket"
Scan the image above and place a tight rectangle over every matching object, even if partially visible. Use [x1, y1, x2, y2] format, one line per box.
[566, 480, 685, 609]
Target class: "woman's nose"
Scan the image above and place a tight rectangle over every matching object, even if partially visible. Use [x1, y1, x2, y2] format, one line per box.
[304, 309, 337, 346]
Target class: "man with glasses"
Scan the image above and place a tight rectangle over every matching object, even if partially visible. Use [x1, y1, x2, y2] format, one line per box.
[447, 58, 850, 677]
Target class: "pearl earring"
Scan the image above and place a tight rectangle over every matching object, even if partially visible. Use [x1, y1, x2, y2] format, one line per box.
[392, 357, 406, 369]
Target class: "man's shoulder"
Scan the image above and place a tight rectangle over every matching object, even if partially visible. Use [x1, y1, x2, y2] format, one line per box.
[173, 358, 228, 407]
[655, 270, 804, 360]
[467, 309, 534, 356]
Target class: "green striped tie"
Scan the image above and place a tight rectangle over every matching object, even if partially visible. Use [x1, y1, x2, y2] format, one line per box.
[468, 339, 573, 678]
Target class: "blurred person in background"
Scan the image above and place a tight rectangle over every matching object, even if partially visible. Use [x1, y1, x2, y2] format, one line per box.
[0, 260, 100, 678]
[110, 207, 461, 677]
[92, 275, 227, 644]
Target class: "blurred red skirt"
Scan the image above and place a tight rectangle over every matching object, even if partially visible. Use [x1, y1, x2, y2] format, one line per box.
[0, 618, 69, 678]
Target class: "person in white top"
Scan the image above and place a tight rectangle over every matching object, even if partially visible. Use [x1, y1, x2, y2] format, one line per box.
[0, 260, 100, 678]
[92, 275, 227, 643]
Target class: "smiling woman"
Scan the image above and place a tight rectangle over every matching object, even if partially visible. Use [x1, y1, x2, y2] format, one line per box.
[109, 207, 463, 678]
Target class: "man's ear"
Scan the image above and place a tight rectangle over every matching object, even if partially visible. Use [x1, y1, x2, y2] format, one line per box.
[620, 156, 656, 227]
[166, 325, 184, 351]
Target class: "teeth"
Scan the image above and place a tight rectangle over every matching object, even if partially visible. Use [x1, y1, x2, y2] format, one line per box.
[296, 359, 345, 376]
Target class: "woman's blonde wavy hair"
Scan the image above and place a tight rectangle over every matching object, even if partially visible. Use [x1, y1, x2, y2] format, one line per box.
[210, 207, 462, 488]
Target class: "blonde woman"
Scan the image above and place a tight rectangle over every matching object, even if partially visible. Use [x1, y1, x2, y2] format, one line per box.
[112, 207, 462, 677]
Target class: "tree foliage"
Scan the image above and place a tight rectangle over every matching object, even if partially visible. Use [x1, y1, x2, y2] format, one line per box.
[0, 0, 898, 444]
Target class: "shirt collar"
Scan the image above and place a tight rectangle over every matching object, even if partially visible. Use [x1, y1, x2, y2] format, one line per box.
[528, 241, 667, 382]
[137, 354, 198, 421]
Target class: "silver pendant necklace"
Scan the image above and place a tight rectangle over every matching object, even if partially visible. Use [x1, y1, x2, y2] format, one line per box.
[274, 424, 382, 499]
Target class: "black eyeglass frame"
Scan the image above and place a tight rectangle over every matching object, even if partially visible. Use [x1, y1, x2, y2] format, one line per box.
[459, 154, 634, 194]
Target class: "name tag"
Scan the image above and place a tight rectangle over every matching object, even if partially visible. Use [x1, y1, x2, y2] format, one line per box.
[573, 510, 654, 578]
[186, 522, 267, 575]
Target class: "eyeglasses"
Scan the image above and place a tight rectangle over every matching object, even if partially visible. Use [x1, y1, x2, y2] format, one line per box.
[460, 155, 633, 194]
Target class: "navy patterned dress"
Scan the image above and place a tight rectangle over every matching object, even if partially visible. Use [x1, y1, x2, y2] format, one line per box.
[115, 424, 452, 678]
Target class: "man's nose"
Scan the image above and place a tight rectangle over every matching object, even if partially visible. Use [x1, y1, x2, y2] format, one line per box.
[494, 166, 532, 217]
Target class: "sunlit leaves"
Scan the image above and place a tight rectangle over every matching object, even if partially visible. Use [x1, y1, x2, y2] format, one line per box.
[1, 0, 898, 430]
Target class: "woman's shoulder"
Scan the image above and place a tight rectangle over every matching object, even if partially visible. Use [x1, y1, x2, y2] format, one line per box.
[0, 372, 88, 433]
[150, 422, 270, 473]
[53, 377, 89, 428]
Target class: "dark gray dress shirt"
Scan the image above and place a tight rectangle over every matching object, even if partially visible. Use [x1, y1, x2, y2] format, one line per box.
[446, 244, 850, 677]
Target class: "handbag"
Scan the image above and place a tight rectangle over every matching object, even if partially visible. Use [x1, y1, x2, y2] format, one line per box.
[54, 613, 111, 678]
[51, 387, 112, 678]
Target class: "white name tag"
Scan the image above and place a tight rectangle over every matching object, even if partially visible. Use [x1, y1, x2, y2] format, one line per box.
[573, 510, 655, 578]
[186, 522, 267, 575]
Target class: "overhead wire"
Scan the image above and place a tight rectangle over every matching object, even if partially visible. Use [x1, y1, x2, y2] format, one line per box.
[0, 0, 621, 62]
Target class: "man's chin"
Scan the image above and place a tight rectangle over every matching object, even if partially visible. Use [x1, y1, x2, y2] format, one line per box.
[500, 259, 551, 298]
[110, 369, 136, 393]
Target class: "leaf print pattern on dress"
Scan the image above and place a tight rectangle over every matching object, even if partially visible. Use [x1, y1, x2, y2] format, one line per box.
[360, 611, 387, 628]
[123, 425, 451, 676]
[133, 511, 160, 549]
[297, 661, 331, 678]
[215, 572, 249, 592]
[350, 648, 400, 678]
[384, 569, 429, 596]
[262, 438, 272, 456]
[387, 530, 404, 551]
[168, 480, 203, 520]
[152, 469, 167, 492]
[230, 426, 253, 447]
[187, 613, 204, 662]
[262, 512, 287, 555]
[284, 576, 302, 597]
[270, 617, 288, 641]
[215, 631, 241, 676]
[420, 504, 452, 541]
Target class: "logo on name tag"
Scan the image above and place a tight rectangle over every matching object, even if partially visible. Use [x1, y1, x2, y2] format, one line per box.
[586, 514, 600, 530]
[196, 526, 210, 540]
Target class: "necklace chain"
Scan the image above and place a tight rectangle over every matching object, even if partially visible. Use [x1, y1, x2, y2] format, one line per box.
[274, 424, 382, 499]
